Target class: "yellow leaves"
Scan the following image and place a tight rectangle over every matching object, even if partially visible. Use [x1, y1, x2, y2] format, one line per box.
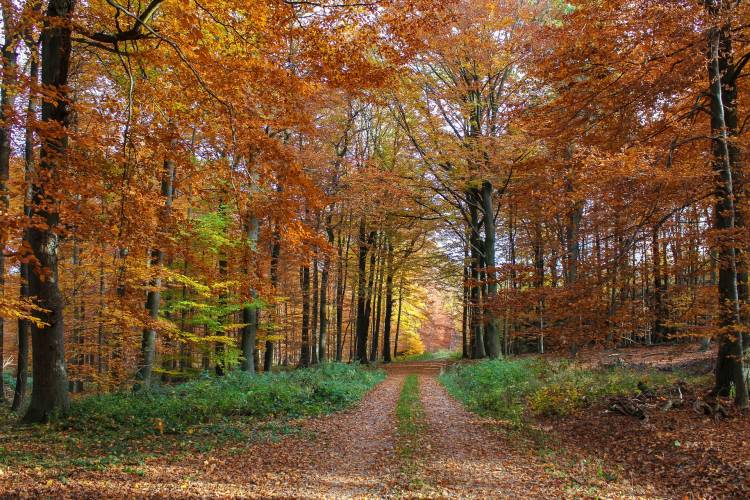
[0, 297, 47, 327]
[153, 418, 165, 435]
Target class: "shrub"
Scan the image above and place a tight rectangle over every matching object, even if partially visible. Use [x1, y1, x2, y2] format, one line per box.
[441, 357, 699, 421]
[62, 363, 384, 437]
[439, 358, 543, 422]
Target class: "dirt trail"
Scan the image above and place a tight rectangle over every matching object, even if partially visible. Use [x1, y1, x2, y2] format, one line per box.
[24, 375, 405, 499]
[414, 376, 566, 498]
[6, 363, 660, 498]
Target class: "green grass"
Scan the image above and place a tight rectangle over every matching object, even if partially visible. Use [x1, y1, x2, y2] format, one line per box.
[395, 374, 427, 486]
[439, 358, 708, 424]
[396, 350, 462, 362]
[62, 362, 383, 437]
[0, 363, 384, 473]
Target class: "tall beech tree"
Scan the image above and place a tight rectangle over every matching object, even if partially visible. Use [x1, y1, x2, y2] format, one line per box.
[24, 0, 76, 422]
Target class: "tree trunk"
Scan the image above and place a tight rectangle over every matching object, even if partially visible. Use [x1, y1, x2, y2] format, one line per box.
[24, 0, 76, 423]
[355, 218, 371, 363]
[335, 224, 350, 362]
[214, 198, 228, 377]
[533, 219, 545, 353]
[0, 11, 19, 400]
[468, 190, 486, 359]
[300, 264, 311, 367]
[462, 239, 469, 358]
[320, 221, 333, 363]
[135, 157, 175, 389]
[241, 213, 259, 373]
[311, 258, 319, 364]
[265, 227, 280, 372]
[382, 240, 394, 363]
[13, 41, 38, 410]
[362, 230, 378, 362]
[481, 181, 501, 358]
[394, 278, 403, 358]
[651, 224, 666, 343]
[370, 240, 384, 363]
[705, 9, 748, 407]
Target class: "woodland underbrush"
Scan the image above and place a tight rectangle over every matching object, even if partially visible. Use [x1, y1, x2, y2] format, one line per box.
[63, 362, 384, 436]
[395, 350, 462, 362]
[439, 357, 709, 424]
[0, 363, 384, 474]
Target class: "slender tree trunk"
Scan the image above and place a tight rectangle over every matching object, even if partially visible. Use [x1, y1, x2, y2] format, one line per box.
[320, 221, 333, 363]
[68, 238, 84, 393]
[24, 0, 76, 422]
[135, 157, 175, 389]
[468, 190, 486, 359]
[335, 231, 345, 361]
[300, 264, 311, 367]
[481, 181, 501, 358]
[394, 277, 403, 358]
[311, 258, 319, 364]
[362, 230, 378, 363]
[355, 218, 370, 363]
[0, 12, 19, 400]
[212, 197, 229, 376]
[241, 213, 259, 373]
[462, 244, 469, 358]
[370, 240, 385, 363]
[264, 227, 280, 372]
[651, 224, 666, 343]
[533, 219, 545, 353]
[13, 43, 38, 409]
[382, 240, 394, 363]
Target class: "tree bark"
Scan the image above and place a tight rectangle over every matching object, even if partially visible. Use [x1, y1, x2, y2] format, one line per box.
[382, 240, 394, 363]
[705, 7, 748, 407]
[264, 226, 280, 372]
[135, 157, 175, 389]
[241, 213, 259, 373]
[651, 224, 667, 343]
[354, 218, 371, 363]
[468, 189, 486, 359]
[481, 181, 501, 358]
[370, 239, 385, 363]
[24, 0, 76, 423]
[394, 277, 403, 358]
[335, 222, 350, 362]
[311, 257, 319, 364]
[13, 39, 38, 410]
[300, 263, 311, 367]
[0, 7, 19, 400]
[320, 221, 333, 363]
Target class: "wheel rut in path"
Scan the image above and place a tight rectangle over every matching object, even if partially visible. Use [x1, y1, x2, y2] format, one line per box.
[414, 375, 566, 499]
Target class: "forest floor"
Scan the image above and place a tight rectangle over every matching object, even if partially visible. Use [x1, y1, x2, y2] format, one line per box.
[1, 345, 747, 498]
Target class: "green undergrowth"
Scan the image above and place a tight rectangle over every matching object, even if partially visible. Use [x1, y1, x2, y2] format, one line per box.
[396, 374, 427, 487]
[396, 350, 462, 362]
[0, 363, 383, 473]
[439, 358, 708, 425]
[63, 362, 384, 437]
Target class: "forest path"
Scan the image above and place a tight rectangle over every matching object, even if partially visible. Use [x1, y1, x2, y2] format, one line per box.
[410, 375, 567, 498]
[25, 362, 660, 498]
[53, 373, 405, 498]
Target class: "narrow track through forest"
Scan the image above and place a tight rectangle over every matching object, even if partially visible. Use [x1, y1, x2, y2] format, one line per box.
[6, 360, 683, 499]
